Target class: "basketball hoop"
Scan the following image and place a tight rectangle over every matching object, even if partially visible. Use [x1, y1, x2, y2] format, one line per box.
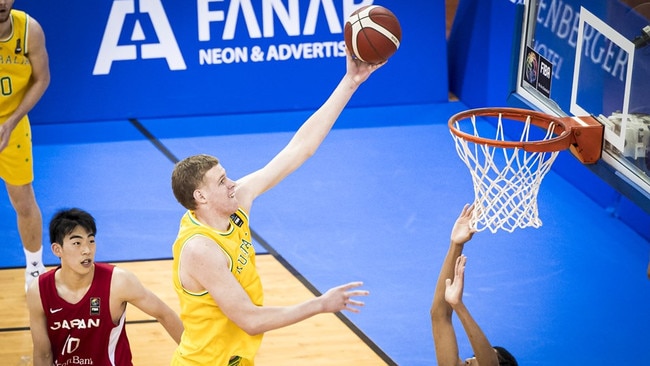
[448, 107, 603, 233]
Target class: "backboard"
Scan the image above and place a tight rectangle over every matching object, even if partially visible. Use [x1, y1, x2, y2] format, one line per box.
[509, 0, 650, 212]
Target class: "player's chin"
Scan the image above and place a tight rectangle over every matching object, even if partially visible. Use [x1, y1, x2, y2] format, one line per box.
[228, 201, 240, 213]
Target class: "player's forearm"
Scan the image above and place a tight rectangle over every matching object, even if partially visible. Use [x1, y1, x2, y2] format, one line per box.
[32, 348, 53, 366]
[237, 298, 324, 336]
[452, 302, 499, 366]
[248, 74, 361, 195]
[157, 312, 184, 344]
[30, 327, 53, 366]
[289, 75, 359, 156]
[431, 242, 464, 319]
[6, 79, 50, 128]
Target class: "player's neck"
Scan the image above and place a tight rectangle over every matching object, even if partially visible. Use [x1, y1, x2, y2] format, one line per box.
[0, 12, 12, 41]
[0, 23, 11, 41]
[55, 265, 95, 303]
[193, 210, 232, 232]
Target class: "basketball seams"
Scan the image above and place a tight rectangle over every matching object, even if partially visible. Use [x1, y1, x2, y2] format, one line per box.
[358, 16, 401, 48]
[350, 25, 364, 62]
[354, 4, 379, 20]
[344, 5, 401, 64]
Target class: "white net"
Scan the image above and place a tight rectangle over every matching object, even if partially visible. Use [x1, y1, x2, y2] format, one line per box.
[450, 113, 561, 233]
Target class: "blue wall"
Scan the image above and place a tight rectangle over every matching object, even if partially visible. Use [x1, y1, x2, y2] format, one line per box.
[448, 0, 520, 108]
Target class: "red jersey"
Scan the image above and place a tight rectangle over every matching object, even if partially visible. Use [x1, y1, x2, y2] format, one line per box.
[38, 263, 133, 365]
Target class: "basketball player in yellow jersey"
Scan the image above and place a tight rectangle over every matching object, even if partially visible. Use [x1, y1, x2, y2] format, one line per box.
[0, 1, 50, 291]
[170, 51, 384, 365]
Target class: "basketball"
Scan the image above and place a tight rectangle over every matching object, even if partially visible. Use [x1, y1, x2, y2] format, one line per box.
[344, 5, 402, 64]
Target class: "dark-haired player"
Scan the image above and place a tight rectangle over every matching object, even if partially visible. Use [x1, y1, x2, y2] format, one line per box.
[26, 208, 184, 366]
[431, 204, 518, 366]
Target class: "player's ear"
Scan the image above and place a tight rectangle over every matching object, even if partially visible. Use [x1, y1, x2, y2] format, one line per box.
[193, 189, 206, 203]
[51, 242, 63, 257]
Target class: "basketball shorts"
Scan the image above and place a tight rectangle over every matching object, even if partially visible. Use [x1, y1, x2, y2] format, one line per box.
[0, 116, 34, 186]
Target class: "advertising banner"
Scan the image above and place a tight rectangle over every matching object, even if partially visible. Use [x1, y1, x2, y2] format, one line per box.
[19, 0, 447, 124]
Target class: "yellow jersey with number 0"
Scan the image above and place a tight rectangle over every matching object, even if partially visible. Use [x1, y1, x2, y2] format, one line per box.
[0, 10, 32, 119]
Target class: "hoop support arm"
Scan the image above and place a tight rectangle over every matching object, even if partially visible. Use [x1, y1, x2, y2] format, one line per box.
[559, 115, 604, 164]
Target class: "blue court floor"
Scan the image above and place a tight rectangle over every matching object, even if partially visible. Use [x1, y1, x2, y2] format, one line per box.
[1, 102, 649, 365]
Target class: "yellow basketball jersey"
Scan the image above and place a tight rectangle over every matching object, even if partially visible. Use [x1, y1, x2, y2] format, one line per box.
[171, 209, 263, 366]
[0, 10, 33, 119]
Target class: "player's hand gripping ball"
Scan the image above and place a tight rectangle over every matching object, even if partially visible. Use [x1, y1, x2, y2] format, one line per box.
[344, 5, 402, 64]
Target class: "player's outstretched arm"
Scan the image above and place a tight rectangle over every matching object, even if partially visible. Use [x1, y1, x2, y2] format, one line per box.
[312, 281, 369, 314]
[236, 281, 369, 335]
[236, 281, 368, 336]
[235, 51, 385, 211]
[112, 267, 184, 344]
[431, 204, 476, 366]
[182, 236, 368, 335]
[26, 281, 54, 366]
[446, 255, 499, 366]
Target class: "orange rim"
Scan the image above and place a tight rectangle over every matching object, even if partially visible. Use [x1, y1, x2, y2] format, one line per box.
[448, 107, 576, 153]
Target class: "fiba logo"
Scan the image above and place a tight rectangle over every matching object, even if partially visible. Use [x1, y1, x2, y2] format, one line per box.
[93, 0, 186, 75]
[524, 50, 538, 85]
[523, 46, 552, 98]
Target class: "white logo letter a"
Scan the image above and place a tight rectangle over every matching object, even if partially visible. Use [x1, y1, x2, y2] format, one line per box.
[93, 0, 186, 75]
